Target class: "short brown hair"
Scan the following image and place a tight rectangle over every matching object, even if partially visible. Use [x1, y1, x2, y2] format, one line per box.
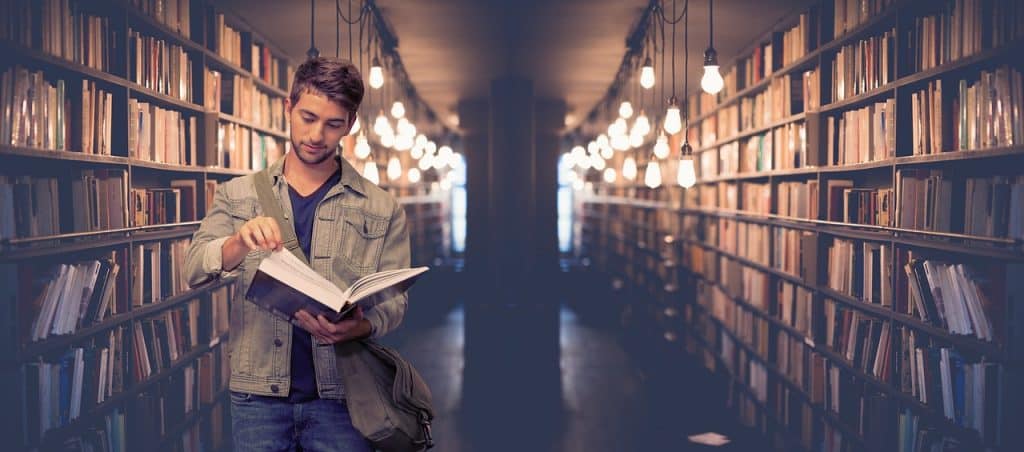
[289, 57, 365, 115]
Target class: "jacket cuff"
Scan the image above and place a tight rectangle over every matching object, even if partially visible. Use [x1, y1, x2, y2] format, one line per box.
[364, 306, 384, 339]
[204, 236, 231, 276]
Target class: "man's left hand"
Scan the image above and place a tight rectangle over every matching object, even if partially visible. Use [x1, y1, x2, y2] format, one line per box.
[295, 306, 372, 344]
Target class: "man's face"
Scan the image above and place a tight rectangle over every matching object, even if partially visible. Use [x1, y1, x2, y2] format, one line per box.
[285, 91, 354, 165]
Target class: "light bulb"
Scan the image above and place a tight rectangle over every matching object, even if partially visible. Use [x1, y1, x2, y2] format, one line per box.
[590, 153, 606, 171]
[629, 132, 643, 148]
[701, 65, 724, 94]
[438, 145, 454, 163]
[408, 167, 421, 183]
[397, 118, 416, 137]
[394, 134, 413, 151]
[619, 101, 634, 119]
[612, 134, 630, 151]
[433, 152, 447, 170]
[677, 156, 696, 188]
[387, 156, 402, 181]
[653, 133, 670, 159]
[410, 145, 424, 160]
[640, 59, 655, 89]
[596, 134, 610, 149]
[578, 152, 592, 169]
[369, 58, 384, 89]
[603, 167, 617, 183]
[354, 133, 372, 159]
[415, 134, 428, 147]
[635, 112, 651, 137]
[587, 141, 599, 155]
[350, 116, 361, 134]
[419, 152, 434, 170]
[599, 143, 614, 160]
[425, 141, 437, 155]
[373, 113, 389, 137]
[363, 160, 379, 185]
[610, 118, 628, 137]
[380, 132, 395, 149]
[391, 101, 405, 119]
[573, 179, 585, 191]
[663, 105, 682, 135]
[571, 146, 587, 165]
[644, 160, 662, 188]
[622, 156, 637, 180]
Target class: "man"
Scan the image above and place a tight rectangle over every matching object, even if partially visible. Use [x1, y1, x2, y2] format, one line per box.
[183, 57, 410, 451]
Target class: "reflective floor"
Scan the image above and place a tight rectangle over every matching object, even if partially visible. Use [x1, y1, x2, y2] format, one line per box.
[381, 284, 765, 452]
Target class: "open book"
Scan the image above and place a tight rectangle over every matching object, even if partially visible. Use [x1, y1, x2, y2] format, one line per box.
[245, 249, 429, 323]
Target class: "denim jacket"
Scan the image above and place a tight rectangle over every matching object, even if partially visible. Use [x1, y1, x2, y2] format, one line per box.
[183, 155, 409, 399]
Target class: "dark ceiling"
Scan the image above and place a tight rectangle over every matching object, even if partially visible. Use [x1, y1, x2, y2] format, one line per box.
[215, 0, 812, 132]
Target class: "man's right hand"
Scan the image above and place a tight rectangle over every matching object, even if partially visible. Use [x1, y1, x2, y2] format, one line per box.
[222, 216, 282, 271]
[237, 216, 283, 251]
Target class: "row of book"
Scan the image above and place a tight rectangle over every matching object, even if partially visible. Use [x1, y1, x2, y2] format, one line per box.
[772, 121, 808, 170]
[216, 122, 286, 171]
[131, 0, 192, 39]
[214, 71, 286, 131]
[777, 179, 819, 219]
[251, 41, 290, 88]
[128, 27, 193, 102]
[904, 256, 998, 341]
[36, 0, 115, 72]
[955, 65, 1023, 152]
[780, 12, 813, 68]
[1, 67, 116, 155]
[129, 182, 197, 227]
[741, 41, 774, 88]
[128, 98, 199, 166]
[832, 0, 895, 37]
[895, 169, 1023, 239]
[831, 27, 895, 102]
[130, 238, 191, 307]
[26, 257, 122, 343]
[130, 299, 203, 381]
[910, 80, 945, 155]
[0, 175, 61, 239]
[907, 0, 983, 74]
[739, 133, 772, 173]
[209, 13, 242, 67]
[826, 98, 895, 165]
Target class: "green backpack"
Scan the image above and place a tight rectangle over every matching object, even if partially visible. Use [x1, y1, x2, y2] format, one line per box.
[253, 169, 435, 451]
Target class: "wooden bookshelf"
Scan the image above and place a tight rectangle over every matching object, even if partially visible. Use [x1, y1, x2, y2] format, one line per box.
[576, 1, 1024, 450]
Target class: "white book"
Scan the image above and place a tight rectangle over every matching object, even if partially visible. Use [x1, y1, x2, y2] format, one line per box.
[246, 249, 428, 323]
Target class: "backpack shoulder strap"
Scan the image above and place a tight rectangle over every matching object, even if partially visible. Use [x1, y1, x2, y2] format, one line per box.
[253, 170, 308, 264]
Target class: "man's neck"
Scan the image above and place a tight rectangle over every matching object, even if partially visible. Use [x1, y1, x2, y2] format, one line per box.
[282, 151, 340, 195]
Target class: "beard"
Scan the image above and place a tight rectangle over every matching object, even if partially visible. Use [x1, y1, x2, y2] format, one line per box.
[292, 140, 336, 165]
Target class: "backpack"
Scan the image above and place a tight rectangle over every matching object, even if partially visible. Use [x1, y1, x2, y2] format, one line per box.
[253, 169, 435, 451]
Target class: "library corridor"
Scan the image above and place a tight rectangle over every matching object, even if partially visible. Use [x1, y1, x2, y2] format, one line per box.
[2, 0, 1023, 451]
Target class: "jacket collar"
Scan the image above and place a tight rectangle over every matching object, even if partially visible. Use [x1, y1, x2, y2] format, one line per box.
[268, 151, 367, 197]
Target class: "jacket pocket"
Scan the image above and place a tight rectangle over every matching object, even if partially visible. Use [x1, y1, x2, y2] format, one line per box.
[339, 208, 390, 274]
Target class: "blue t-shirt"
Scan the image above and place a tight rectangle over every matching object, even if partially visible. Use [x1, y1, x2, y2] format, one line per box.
[286, 171, 341, 402]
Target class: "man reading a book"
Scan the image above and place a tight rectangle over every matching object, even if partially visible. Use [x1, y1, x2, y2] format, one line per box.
[183, 57, 410, 451]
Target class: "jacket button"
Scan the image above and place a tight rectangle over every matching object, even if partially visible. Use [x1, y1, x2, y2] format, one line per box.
[270, 384, 280, 393]
[274, 338, 283, 347]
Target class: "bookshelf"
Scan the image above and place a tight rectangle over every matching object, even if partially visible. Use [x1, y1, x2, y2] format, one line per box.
[576, 1, 1023, 451]
[0, 0, 292, 450]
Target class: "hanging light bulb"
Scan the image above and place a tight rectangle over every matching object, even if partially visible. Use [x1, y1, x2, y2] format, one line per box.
[354, 133, 372, 159]
[635, 112, 651, 137]
[653, 133, 670, 159]
[677, 142, 697, 188]
[596, 133, 610, 149]
[433, 152, 447, 170]
[622, 155, 637, 181]
[629, 132, 644, 149]
[363, 160, 380, 185]
[387, 156, 402, 181]
[599, 143, 614, 160]
[572, 178, 585, 191]
[612, 134, 630, 151]
[425, 141, 437, 155]
[578, 152, 592, 170]
[410, 144, 424, 159]
[415, 134, 428, 147]
[408, 167, 421, 183]
[571, 145, 587, 165]
[380, 132, 395, 149]
[644, 158, 662, 188]
[350, 116, 361, 134]
[603, 167, 617, 183]
[373, 113, 389, 137]
[619, 101, 634, 119]
[610, 118, 628, 137]
[590, 153, 606, 171]
[438, 145, 454, 165]
[397, 118, 416, 137]
[701, 0, 724, 94]
[394, 133, 413, 151]
[663, 99, 682, 135]
[701, 53, 724, 94]
[391, 101, 405, 119]
[586, 141, 599, 155]
[640, 56, 655, 89]
[369, 57, 384, 89]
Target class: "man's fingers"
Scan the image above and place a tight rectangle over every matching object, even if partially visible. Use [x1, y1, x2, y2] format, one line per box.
[250, 224, 268, 249]
[240, 229, 258, 251]
[266, 219, 283, 248]
[258, 219, 280, 249]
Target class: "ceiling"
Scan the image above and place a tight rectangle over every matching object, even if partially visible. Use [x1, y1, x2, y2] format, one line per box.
[215, 0, 812, 133]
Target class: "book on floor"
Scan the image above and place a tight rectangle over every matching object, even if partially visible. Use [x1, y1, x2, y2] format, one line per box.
[245, 249, 428, 323]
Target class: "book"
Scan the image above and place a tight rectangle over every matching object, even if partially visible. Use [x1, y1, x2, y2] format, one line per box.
[246, 249, 429, 323]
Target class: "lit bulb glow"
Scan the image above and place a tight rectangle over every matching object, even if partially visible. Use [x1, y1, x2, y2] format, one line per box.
[418, 153, 434, 170]
[635, 113, 651, 137]
[590, 153, 606, 171]
[410, 145, 424, 160]
[610, 118, 628, 137]
[619, 101, 634, 119]
[407, 168, 421, 183]
[570, 146, 587, 166]
[394, 134, 413, 151]
[380, 133, 395, 149]
[701, 65, 724, 94]
[644, 160, 662, 188]
[603, 168, 617, 183]
[391, 101, 405, 119]
[640, 65, 655, 89]
[599, 144, 614, 160]
[629, 132, 643, 148]
[354, 134, 372, 159]
[373, 114, 389, 137]
[622, 156, 637, 181]
[369, 65, 384, 89]
[653, 134, 670, 159]
[387, 156, 402, 181]
[677, 157, 696, 188]
[663, 106, 682, 135]
[363, 161, 379, 185]
[438, 145, 454, 164]
[611, 134, 630, 151]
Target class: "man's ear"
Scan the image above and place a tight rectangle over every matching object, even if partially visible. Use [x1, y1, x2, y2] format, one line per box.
[284, 97, 293, 115]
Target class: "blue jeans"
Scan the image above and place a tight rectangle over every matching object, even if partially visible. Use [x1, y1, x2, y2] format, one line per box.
[230, 392, 373, 452]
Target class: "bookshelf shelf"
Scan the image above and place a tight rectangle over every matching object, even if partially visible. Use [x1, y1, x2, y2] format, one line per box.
[1, 41, 130, 88]
[122, 6, 207, 55]
[817, 85, 895, 114]
[129, 158, 209, 173]
[127, 84, 206, 113]
[217, 112, 289, 139]
[0, 146, 132, 166]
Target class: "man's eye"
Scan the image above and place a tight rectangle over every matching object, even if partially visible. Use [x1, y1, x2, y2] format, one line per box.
[303, 116, 315, 123]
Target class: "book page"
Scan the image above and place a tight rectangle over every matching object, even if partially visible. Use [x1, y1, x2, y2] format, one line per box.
[258, 250, 347, 311]
[346, 267, 429, 302]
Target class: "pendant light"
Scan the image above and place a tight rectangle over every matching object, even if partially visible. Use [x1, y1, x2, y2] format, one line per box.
[653, 133, 670, 159]
[679, 0, 697, 187]
[391, 101, 405, 119]
[354, 132, 372, 159]
[369, 56, 384, 89]
[619, 101, 634, 119]
[662, 1, 682, 135]
[644, 158, 662, 188]
[306, 0, 319, 59]
[640, 56, 655, 89]
[701, 0, 724, 94]
[603, 167, 618, 183]
[386, 155, 402, 181]
[407, 167, 421, 183]
[363, 160, 380, 185]
[622, 155, 638, 181]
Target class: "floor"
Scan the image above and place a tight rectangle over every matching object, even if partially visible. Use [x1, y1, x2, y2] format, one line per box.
[379, 271, 766, 452]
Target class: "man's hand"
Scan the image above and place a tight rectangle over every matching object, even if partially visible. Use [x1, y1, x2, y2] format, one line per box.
[295, 306, 372, 344]
[238, 216, 283, 251]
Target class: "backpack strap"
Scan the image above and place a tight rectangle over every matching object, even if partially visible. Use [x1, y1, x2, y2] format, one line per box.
[253, 169, 308, 264]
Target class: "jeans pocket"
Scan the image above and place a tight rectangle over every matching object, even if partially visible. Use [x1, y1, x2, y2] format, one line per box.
[230, 390, 253, 404]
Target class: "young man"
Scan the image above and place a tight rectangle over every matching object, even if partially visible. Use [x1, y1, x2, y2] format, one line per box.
[183, 57, 410, 451]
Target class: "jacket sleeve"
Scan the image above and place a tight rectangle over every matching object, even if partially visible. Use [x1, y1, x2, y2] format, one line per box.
[183, 183, 236, 287]
[364, 202, 411, 338]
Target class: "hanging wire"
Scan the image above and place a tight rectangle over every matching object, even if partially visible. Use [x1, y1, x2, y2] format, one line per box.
[671, 0, 676, 100]
[684, 0, 689, 136]
[336, 0, 341, 57]
[307, 0, 318, 59]
[336, 0, 369, 24]
[348, 0, 354, 60]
